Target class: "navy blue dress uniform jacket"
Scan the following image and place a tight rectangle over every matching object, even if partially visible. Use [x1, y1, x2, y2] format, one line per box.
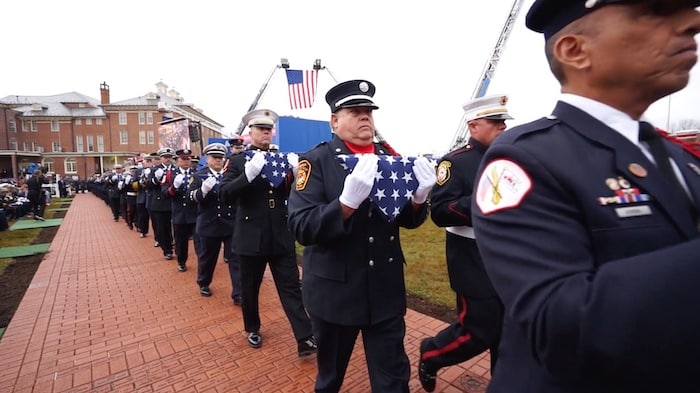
[431, 139, 498, 298]
[287, 137, 429, 326]
[189, 168, 235, 238]
[146, 164, 172, 212]
[165, 169, 197, 225]
[472, 102, 700, 393]
[219, 146, 295, 257]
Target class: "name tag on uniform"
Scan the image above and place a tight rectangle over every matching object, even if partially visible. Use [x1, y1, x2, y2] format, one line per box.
[615, 205, 652, 218]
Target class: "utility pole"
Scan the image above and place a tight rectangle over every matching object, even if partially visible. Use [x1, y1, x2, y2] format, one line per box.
[235, 58, 289, 135]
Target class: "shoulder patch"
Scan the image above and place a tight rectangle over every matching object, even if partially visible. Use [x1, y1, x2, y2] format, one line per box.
[475, 159, 532, 214]
[296, 160, 311, 191]
[436, 161, 452, 186]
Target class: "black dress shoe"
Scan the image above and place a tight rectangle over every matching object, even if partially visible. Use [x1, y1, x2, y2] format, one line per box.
[200, 286, 212, 297]
[297, 336, 318, 357]
[164, 254, 173, 260]
[247, 332, 262, 348]
[177, 264, 187, 272]
[418, 340, 437, 393]
[233, 296, 242, 306]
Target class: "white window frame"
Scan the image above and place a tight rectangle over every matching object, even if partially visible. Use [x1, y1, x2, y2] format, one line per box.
[119, 130, 128, 145]
[75, 119, 82, 125]
[139, 111, 145, 125]
[42, 158, 54, 174]
[87, 135, 94, 152]
[22, 120, 29, 132]
[97, 135, 104, 152]
[147, 130, 155, 144]
[118, 111, 127, 125]
[139, 130, 146, 145]
[8, 120, 16, 132]
[52, 141, 61, 152]
[96, 118, 102, 125]
[9, 139, 18, 150]
[86, 118, 92, 125]
[30, 121, 37, 132]
[64, 158, 77, 174]
[147, 112, 153, 125]
[76, 136, 84, 152]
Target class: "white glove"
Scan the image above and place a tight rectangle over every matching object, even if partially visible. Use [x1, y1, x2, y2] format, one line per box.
[412, 156, 436, 204]
[286, 152, 299, 171]
[244, 152, 266, 183]
[144, 168, 152, 176]
[125, 175, 133, 184]
[339, 154, 378, 209]
[155, 168, 164, 180]
[117, 180, 124, 190]
[173, 173, 185, 188]
[111, 174, 118, 181]
[201, 176, 217, 195]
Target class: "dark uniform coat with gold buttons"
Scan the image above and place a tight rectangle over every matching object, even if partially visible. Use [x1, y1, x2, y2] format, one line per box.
[189, 168, 235, 237]
[220, 146, 295, 257]
[287, 136, 429, 326]
[472, 102, 700, 393]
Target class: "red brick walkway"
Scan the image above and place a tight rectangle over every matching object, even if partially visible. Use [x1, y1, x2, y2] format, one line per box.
[0, 194, 491, 392]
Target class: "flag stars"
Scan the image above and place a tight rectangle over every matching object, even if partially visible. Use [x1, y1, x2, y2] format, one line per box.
[402, 172, 414, 183]
[374, 188, 386, 200]
[389, 171, 399, 183]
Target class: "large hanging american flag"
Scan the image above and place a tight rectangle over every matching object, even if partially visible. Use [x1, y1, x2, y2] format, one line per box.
[336, 155, 435, 221]
[285, 69, 318, 110]
[244, 151, 293, 187]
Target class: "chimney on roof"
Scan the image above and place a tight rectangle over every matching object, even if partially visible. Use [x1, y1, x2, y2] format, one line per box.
[100, 82, 110, 104]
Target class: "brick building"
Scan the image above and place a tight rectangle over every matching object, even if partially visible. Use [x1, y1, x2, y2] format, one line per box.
[0, 81, 224, 180]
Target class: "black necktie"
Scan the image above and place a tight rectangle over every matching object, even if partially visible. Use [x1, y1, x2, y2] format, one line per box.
[639, 121, 696, 218]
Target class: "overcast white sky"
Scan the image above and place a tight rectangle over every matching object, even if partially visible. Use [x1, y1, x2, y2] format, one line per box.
[3, 0, 699, 155]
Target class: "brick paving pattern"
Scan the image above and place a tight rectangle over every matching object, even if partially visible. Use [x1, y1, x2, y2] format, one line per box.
[0, 194, 491, 392]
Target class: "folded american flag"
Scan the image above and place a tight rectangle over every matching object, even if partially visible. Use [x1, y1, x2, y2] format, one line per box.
[336, 155, 433, 221]
[244, 151, 293, 187]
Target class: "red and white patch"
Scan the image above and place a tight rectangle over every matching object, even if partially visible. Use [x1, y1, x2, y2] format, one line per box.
[476, 159, 532, 214]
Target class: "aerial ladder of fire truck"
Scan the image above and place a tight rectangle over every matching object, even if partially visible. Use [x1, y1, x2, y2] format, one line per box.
[447, 0, 525, 152]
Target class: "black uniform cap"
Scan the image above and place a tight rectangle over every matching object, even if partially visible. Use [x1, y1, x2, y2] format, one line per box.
[527, 0, 700, 40]
[325, 80, 379, 113]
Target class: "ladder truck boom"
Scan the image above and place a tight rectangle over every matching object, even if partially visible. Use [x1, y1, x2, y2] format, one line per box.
[448, 0, 525, 151]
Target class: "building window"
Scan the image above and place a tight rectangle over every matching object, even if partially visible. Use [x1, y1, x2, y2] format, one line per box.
[75, 119, 82, 125]
[97, 135, 104, 152]
[32, 142, 40, 152]
[42, 158, 54, 174]
[52, 141, 61, 152]
[76, 136, 84, 152]
[22, 141, 29, 151]
[8, 120, 16, 132]
[87, 135, 94, 152]
[22, 120, 29, 132]
[147, 112, 153, 125]
[86, 118, 92, 125]
[30, 121, 37, 132]
[147, 130, 155, 144]
[64, 158, 77, 174]
[119, 111, 127, 125]
[139, 130, 146, 144]
[9, 139, 18, 150]
[120, 130, 128, 145]
[139, 111, 145, 125]
[96, 118, 102, 125]
[51, 120, 59, 132]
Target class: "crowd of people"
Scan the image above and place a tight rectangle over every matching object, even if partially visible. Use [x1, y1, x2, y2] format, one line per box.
[7, 1, 700, 392]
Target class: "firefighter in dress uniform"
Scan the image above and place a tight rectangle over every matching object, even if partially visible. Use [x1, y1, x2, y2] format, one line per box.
[220, 108, 317, 358]
[287, 80, 437, 393]
[418, 95, 512, 392]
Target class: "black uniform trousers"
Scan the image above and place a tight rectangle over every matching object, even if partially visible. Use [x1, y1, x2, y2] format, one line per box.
[421, 236, 503, 372]
[173, 222, 197, 266]
[29, 193, 46, 218]
[125, 195, 137, 229]
[150, 211, 173, 255]
[196, 235, 241, 300]
[311, 314, 410, 393]
[109, 197, 121, 220]
[136, 203, 149, 235]
[238, 253, 312, 341]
